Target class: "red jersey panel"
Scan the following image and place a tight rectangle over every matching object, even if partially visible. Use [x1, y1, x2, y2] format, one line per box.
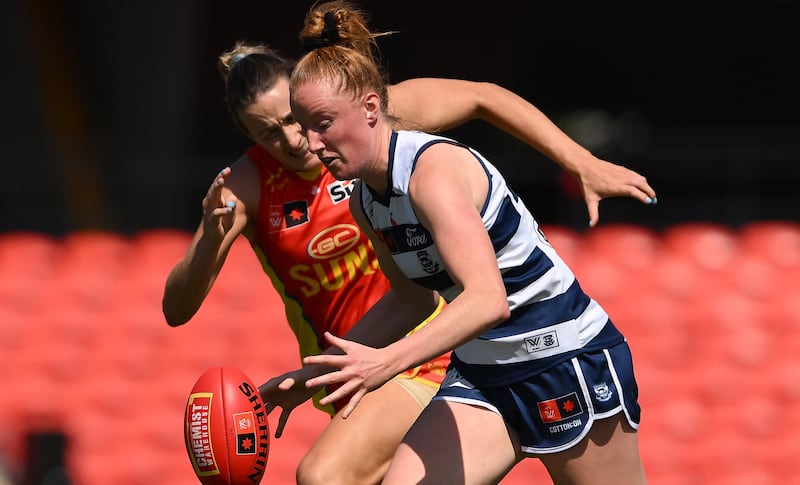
[248, 145, 387, 355]
[247, 145, 449, 413]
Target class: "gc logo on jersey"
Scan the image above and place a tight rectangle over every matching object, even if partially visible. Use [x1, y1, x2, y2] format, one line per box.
[326, 179, 357, 204]
[307, 224, 361, 260]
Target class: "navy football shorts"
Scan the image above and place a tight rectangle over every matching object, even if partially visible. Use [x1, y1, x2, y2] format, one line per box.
[433, 341, 641, 454]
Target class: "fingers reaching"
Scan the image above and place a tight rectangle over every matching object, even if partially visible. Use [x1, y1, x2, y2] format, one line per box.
[200, 167, 238, 237]
[340, 389, 366, 419]
[587, 199, 600, 228]
[275, 408, 291, 439]
[580, 160, 657, 227]
[322, 331, 347, 350]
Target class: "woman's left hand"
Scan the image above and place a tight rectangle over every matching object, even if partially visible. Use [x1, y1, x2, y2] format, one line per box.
[303, 332, 396, 419]
[574, 157, 657, 227]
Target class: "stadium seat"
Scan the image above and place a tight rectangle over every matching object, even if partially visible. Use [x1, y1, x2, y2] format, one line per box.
[582, 223, 660, 272]
[571, 257, 640, 306]
[0, 232, 60, 313]
[47, 231, 134, 314]
[738, 220, 800, 269]
[0, 231, 59, 271]
[647, 251, 709, 302]
[130, 228, 193, 265]
[662, 222, 739, 272]
[539, 224, 582, 266]
[59, 230, 131, 271]
[569, 224, 661, 306]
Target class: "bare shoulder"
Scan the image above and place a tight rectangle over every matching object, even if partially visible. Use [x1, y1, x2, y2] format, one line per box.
[411, 142, 487, 213]
[415, 142, 474, 175]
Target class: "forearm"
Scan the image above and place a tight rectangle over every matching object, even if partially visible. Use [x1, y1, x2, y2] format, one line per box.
[390, 78, 600, 176]
[343, 289, 438, 348]
[162, 231, 224, 326]
[300, 289, 438, 383]
[383, 286, 508, 376]
[473, 82, 595, 174]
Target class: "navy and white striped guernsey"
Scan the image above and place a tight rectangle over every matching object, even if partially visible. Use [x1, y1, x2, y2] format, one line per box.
[359, 131, 625, 387]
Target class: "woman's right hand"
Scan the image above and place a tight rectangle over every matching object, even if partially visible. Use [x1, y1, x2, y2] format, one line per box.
[259, 368, 323, 438]
[201, 167, 238, 241]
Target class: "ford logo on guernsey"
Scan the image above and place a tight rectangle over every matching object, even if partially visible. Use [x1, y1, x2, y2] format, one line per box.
[405, 226, 429, 248]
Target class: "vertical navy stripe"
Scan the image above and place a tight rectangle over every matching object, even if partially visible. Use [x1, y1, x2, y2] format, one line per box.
[487, 195, 521, 252]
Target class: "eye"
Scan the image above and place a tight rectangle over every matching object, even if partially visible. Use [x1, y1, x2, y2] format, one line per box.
[257, 129, 279, 143]
[316, 119, 332, 132]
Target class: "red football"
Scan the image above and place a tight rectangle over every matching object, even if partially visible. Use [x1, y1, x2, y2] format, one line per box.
[184, 366, 270, 485]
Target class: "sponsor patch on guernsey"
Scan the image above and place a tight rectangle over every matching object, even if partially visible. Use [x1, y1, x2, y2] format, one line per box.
[537, 391, 583, 423]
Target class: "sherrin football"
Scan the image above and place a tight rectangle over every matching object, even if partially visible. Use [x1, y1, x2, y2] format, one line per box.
[184, 366, 270, 485]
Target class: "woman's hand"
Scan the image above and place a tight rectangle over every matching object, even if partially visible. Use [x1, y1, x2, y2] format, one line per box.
[303, 332, 397, 419]
[574, 157, 657, 227]
[258, 368, 321, 438]
[201, 166, 238, 241]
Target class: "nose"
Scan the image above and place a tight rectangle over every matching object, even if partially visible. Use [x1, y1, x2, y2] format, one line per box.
[305, 129, 324, 153]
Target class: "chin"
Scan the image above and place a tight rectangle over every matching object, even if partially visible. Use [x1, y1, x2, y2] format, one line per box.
[327, 167, 352, 181]
[292, 156, 322, 172]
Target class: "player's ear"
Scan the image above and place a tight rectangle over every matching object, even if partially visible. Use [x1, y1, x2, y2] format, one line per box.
[363, 92, 381, 125]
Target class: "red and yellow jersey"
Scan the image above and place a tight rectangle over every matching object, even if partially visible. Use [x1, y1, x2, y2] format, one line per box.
[246, 145, 448, 414]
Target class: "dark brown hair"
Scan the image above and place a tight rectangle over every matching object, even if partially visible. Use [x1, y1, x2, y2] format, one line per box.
[218, 41, 295, 133]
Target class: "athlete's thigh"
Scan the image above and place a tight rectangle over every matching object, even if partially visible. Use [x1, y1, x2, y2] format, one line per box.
[539, 414, 646, 485]
[383, 400, 521, 485]
[299, 379, 425, 485]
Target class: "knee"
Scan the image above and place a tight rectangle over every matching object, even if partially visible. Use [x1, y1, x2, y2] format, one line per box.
[296, 453, 322, 485]
[296, 447, 384, 485]
[296, 449, 338, 485]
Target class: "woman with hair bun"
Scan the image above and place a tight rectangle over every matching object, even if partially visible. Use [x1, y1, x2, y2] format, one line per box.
[283, 2, 648, 484]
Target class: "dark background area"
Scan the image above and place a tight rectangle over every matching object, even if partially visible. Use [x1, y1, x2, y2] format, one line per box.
[3, 0, 798, 236]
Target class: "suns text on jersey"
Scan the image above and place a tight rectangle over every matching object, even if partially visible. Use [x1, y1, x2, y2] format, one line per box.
[290, 241, 380, 297]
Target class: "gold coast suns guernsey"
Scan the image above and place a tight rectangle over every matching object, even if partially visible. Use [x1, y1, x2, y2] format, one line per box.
[247, 145, 448, 414]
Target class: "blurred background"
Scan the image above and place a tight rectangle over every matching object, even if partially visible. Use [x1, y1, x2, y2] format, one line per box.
[4, 0, 799, 234]
[1, 0, 799, 484]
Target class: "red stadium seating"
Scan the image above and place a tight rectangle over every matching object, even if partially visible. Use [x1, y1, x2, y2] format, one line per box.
[738, 220, 800, 269]
[1, 222, 798, 484]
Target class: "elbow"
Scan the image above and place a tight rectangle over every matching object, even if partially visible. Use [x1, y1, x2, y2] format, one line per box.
[472, 81, 501, 116]
[164, 313, 188, 328]
[162, 300, 191, 327]
[492, 298, 511, 326]
[483, 288, 511, 329]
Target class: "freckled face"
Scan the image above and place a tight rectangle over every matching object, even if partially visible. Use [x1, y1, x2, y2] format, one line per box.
[239, 77, 320, 173]
[290, 80, 374, 181]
